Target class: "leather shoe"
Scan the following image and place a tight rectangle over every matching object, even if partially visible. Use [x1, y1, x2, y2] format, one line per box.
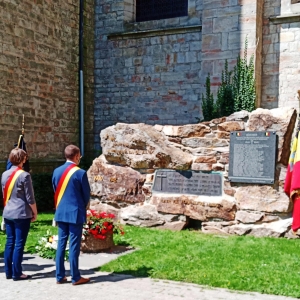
[6, 275, 12, 280]
[13, 274, 32, 281]
[56, 277, 68, 284]
[72, 277, 90, 286]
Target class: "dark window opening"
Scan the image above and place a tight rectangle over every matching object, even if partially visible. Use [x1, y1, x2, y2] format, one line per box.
[136, 0, 188, 22]
[291, 0, 300, 4]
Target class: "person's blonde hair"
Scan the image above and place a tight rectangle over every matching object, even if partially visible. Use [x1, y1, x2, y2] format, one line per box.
[9, 148, 27, 166]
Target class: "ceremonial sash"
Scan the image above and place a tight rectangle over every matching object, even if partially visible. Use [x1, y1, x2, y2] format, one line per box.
[3, 167, 24, 206]
[54, 164, 80, 208]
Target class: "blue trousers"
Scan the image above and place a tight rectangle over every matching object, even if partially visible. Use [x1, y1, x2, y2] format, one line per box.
[4, 218, 31, 279]
[56, 222, 82, 283]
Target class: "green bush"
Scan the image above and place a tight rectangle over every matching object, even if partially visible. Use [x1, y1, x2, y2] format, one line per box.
[216, 60, 235, 117]
[200, 38, 256, 121]
[201, 74, 219, 121]
[232, 39, 256, 112]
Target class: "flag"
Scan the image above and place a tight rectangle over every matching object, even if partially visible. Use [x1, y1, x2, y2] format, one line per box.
[6, 135, 30, 172]
[284, 119, 300, 231]
[18, 134, 30, 172]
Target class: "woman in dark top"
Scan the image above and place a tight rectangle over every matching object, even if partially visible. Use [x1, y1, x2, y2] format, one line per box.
[1, 148, 38, 280]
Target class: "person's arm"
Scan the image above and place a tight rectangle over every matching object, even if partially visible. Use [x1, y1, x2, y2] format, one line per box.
[24, 174, 38, 222]
[30, 203, 38, 222]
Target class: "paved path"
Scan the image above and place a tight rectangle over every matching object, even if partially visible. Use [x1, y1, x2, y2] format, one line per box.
[0, 250, 297, 300]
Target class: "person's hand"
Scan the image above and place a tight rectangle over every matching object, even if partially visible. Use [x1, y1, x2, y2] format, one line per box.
[31, 213, 37, 222]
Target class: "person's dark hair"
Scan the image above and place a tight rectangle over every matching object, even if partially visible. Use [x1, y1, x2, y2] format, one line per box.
[9, 148, 27, 166]
[64, 145, 80, 160]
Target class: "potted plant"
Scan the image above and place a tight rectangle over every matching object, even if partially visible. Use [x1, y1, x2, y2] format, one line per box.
[81, 210, 124, 253]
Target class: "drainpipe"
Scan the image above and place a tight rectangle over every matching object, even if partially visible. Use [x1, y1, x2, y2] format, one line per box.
[79, 0, 84, 156]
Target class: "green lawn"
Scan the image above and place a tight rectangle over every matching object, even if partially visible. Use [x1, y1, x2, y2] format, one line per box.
[1, 213, 300, 298]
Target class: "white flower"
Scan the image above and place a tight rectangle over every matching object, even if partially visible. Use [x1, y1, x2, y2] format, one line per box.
[45, 242, 52, 248]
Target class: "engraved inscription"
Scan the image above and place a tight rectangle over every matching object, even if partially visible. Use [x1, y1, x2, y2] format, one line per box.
[152, 170, 222, 196]
[229, 131, 276, 184]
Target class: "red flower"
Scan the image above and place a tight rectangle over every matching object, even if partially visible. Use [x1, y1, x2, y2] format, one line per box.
[101, 228, 108, 234]
[89, 229, 98, 235]
[95, 234, 106, 240]
[99, 212, 107, 218]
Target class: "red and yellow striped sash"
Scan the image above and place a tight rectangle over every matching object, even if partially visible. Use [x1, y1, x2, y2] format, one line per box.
[3, 167, 24, 206]
[54, 164, 80, 208]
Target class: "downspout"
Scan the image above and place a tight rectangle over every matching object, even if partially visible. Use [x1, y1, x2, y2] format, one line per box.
[79, 0, 84, 156]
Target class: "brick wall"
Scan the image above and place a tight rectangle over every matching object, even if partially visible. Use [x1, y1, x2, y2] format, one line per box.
[0, 0, 94, 173]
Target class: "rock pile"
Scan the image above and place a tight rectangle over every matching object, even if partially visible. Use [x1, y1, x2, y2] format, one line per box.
[87, 107, 297, 238]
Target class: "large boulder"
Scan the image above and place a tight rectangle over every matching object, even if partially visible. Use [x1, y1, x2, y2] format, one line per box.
[100, 123, 193, 170]
[150, 194, 236, 221]
[120, 204, 165, 227]
[235, 186, 292, 213]
[87, 155, 146, 205]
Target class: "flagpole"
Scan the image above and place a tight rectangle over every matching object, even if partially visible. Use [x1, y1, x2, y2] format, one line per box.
[22, 114, 25, 136]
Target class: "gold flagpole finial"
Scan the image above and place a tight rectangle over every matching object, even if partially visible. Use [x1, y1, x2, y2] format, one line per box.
[22, 114, 25, 136]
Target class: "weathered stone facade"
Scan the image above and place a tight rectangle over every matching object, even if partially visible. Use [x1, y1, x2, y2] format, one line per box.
[263, 0, 300, 109]
[93, 0, 263, 150]
[0, 0, 94, 172]
[94, 0, 300, 151]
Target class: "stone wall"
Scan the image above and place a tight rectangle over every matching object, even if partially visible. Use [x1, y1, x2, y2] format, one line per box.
[93, 0, 260, 151]
[88, 107, 299, 237]
[0, 0, 94, 173]
[262, 0, 300, 109]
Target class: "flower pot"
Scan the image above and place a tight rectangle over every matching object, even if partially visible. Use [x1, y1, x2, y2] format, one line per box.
[80, 234, 114, 253]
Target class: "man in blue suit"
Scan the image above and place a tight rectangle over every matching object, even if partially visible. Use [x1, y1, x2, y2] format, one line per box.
[52, 145, 91, 285]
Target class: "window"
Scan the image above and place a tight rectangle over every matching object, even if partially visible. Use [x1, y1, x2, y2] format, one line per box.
[136, 0, 188, 22]
[291, 0, 300, 4]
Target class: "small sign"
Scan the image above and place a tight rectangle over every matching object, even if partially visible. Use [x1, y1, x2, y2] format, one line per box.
[152, 169, 222, 196]
[228, 131, 277, 184]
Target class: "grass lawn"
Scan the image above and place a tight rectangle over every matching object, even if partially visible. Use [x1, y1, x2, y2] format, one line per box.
[1, 212, 300, 298]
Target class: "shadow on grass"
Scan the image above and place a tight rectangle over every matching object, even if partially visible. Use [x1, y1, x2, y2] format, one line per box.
[100, 265, 153, 278]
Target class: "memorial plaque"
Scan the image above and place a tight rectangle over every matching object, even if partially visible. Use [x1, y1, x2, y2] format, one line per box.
[228, 131, 277, 184]
[152, 169, 222, 196]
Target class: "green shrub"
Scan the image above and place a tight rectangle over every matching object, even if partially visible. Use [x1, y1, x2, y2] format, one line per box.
[232, 38, 256, 112]
[200, 38, 256, 121]
[201, 74, 219, 121]
[216, 60, 235, 117]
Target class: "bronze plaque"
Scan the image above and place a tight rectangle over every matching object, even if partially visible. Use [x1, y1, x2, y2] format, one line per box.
[228, 131, 277, 184]
[152, 169, 222, 196]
